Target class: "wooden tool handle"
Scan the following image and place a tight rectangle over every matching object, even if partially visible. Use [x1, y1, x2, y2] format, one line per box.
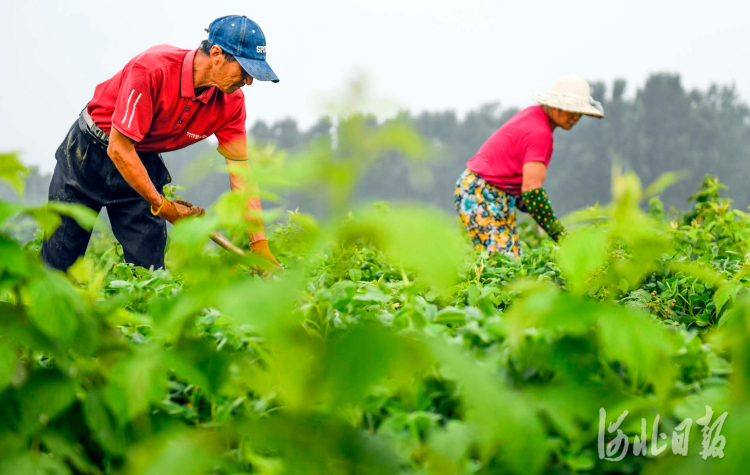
[210, 231, 246, 256]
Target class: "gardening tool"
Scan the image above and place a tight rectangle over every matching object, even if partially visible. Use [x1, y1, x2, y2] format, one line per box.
[210, 231, 284, 278]
[210, 231, 246, 256]
[172, 199, 245, 257]
[210, 231, 283, 278]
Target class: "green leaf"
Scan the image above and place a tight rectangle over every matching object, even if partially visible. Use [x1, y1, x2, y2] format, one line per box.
[340, 204, 469, 290]
[370, 121, 426, 160]
[426, 421, 476, 470]
[216, 271, 304, 333]
[0, 201, 24, 228]
[41, 431, 102, 475]
[556, 227, 608, 294]
[25, 268, 82, 343]
[240, 412, 404, 474]
[0, 341, 17, 392]
[83, 390, 127, 456]
[24, 207, 62, 238]
[348, 268, 363, 282]
[105, 350, 167, 425]
[107, 279, 132, 289]
[0, 153, 28, 196]
[668, 261, 724, 287]
[16, 372, 77, 436]
[320, 323, 421, 407]
[353, 286, 390, 303]
[714, 282, 741, 315]
[0, 235, 31, 280]
[433, 307, 467, 324]
[429, 340, 548, 474]
[0, 452, 72, 475]
[46, 202, 100, 230]
[23, 202, 99, 238]
[505, 291, 602, 345]
[124, 431, 219, 475]
[330, 280, 357, 310]
[567, 452, 595, 471]
[162, 339, 230, 396]
[598, 307, 678, 399]
[467, 283, 480, 306]
[643, 171, 688, 198]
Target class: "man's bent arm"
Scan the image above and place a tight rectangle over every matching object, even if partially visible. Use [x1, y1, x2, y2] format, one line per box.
[108, 127, 163, 208]
[224, 158, 266, 242]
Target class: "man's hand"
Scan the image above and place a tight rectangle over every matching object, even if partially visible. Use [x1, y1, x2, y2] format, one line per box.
[249, 239, 282, 269]
[154, 198, 205, 224]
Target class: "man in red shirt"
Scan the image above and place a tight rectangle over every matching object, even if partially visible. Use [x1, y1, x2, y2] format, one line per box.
[454, 76, 605, 256]
[42, 15, 281, 271]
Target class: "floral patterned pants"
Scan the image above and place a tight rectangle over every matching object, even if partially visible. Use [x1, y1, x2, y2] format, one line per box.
[454, 169, 521, 257]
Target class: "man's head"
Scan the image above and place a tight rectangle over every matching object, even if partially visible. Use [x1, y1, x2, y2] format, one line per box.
[542, 106, 582, 130]
[198, 40, 254, 94]
[204, 15, 279, 91]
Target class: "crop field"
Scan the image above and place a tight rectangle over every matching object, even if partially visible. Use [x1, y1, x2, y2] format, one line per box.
[1, 118, 749, 474]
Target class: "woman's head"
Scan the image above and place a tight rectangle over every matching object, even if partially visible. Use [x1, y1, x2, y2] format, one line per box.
[532, 76, 604, 128]
[542, 106, 582, 130]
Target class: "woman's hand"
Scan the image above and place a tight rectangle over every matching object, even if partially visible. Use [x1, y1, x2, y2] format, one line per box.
[515, 197, 528, 213]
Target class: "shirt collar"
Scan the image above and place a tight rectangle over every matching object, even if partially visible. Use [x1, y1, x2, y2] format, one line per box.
[181, 49, 214, 104]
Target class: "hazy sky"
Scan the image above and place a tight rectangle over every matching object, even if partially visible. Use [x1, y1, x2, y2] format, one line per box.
[3, 0, 749, 172]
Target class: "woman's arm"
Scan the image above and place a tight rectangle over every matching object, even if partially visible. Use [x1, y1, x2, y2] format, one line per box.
[521, 161, 547, 192]
[520, 161, 565, 241]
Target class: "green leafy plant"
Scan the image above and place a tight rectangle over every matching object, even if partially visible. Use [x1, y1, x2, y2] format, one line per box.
[1, 131, 748, 474]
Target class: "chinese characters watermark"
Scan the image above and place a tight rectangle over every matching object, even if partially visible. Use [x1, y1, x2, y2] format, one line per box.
[598, 406, 728, 460]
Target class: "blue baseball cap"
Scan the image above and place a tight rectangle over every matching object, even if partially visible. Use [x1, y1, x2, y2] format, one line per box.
[207, 15, 279, 83]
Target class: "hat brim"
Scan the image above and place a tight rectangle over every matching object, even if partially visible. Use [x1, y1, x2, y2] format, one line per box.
[531, 93, 604, 118]
[237, 56, 279, 83]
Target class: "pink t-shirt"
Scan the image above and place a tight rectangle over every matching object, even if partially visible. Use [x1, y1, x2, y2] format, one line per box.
[466, 105, 554, 195]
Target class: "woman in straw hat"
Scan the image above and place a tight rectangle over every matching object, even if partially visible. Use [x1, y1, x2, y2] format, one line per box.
[454, 76, 604, 256]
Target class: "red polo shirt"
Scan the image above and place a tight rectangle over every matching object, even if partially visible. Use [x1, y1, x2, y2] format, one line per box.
[87, 45, 248, 160]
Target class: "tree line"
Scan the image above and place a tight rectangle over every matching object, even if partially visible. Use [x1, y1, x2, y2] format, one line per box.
[5, 73, 750, 217]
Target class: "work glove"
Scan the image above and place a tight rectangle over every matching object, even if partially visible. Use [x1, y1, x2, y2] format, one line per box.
[249, 239, 282, 270]
[520, 188, 566, 242]
[153, 198, 205, 224]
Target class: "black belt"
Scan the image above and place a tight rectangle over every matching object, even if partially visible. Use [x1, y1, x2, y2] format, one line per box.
[78, 105, 110, 148]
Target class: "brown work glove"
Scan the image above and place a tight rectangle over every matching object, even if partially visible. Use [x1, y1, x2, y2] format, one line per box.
[153, 198, 205, 224]
[249, 239, 282, 270]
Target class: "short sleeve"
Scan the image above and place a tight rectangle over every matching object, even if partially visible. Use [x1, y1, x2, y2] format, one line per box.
[216, 103, 248, 161]
[111, 66, 154, 142]
[521, 131, 554, 167]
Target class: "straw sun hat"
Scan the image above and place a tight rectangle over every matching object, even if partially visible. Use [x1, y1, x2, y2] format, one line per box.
[531, 76, 604, 118]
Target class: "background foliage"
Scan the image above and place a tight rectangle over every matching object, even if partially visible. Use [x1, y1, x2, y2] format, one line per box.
[1, 84, 750, 473]
[4, 73, 750, 219]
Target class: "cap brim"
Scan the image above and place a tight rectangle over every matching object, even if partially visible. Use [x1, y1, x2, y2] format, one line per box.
[237, 56, 279, 83]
